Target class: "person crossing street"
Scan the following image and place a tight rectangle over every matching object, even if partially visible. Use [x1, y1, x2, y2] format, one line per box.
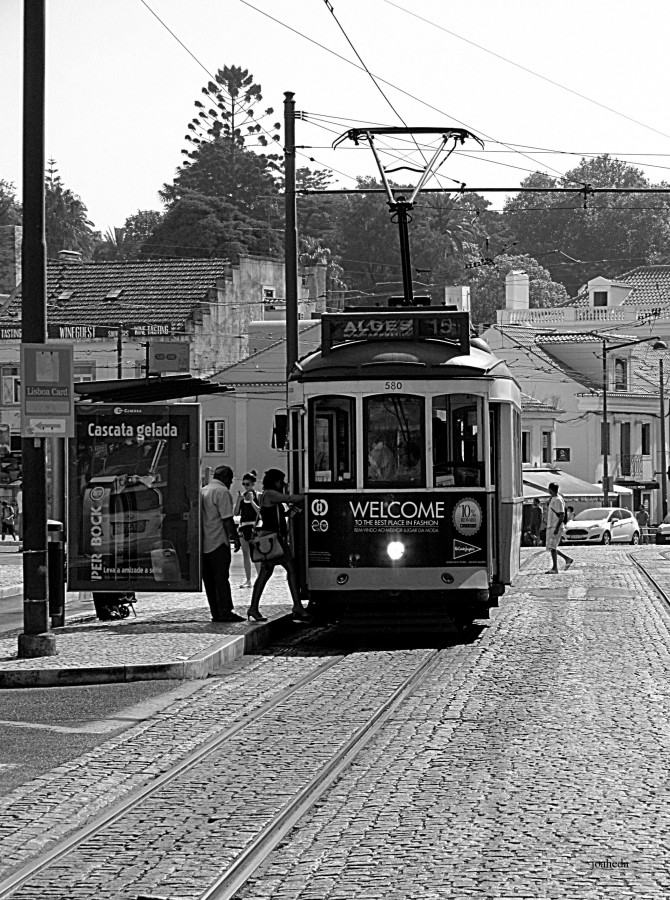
[545, 482, 574, 574]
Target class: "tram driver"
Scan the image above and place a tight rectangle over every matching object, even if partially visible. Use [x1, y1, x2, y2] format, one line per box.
[368, 435, 396, 481]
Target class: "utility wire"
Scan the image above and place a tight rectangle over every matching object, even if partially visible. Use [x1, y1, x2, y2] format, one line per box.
[236, 0, 565, 181]
[382, 0, 670, 144]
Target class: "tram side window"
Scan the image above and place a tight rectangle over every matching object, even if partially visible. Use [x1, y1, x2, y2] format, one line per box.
[364, 395, 425, 487]
[432, 395, 482, 487]
[309, 396, 355, 488]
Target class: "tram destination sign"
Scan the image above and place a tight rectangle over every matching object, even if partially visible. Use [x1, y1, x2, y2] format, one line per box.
[321, 310, 470, 354]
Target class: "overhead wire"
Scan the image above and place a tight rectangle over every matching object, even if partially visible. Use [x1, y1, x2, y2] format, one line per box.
[381, 0, 670, 144]
[236, 0, 566, 182]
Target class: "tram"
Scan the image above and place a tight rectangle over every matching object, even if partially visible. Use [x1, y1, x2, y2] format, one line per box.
[286, 306, 523, 629]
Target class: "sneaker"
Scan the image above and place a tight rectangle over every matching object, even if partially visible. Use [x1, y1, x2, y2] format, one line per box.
[213, 612, 245, 623]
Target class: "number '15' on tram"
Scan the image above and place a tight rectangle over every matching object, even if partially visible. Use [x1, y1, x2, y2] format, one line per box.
[286, 309, 523, 629]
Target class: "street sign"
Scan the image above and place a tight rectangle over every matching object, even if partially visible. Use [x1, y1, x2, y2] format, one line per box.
[20, 343, 75, 438]
[148, 341, 190, 374]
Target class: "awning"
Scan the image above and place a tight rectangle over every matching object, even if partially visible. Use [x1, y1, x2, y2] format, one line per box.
[75, 375, 232, 404]
[523, 469, 633, 501]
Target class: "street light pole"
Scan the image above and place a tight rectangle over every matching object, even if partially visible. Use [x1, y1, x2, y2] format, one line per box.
[661, 359, 668, 519]
[600, 341, 610, 507]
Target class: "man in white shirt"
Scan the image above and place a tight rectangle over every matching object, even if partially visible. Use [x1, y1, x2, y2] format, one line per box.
[201, 465, 242, 622]
[545, 481, 574, 574]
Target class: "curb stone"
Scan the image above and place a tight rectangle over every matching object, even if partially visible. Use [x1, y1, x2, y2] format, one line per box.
[0, 612, 296, 688]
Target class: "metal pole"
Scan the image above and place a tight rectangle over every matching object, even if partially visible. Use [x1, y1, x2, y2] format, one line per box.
[661, 359, 668, 518]
[284, 92, 298, 381]
[394, 201, 414, 306]
[602, 340, 610, 508]
[19, 0, 53, 655]
[117, 324, 123, 379]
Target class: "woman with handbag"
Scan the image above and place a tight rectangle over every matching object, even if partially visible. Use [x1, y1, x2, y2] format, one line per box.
[233, 470, 261, 588]
[247, 468, 310, 624]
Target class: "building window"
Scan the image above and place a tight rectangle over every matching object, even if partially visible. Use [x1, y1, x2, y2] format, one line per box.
[1, 368, 20, 405]
[593, 290, 608, 307]
[73, 363, 96, 383]
[541, 431, 552, 464]
[641, 422, 651, 456]
[262, 286, 276, 303]
[206, 420, 225, 453]
[522, 431, 531, 464]
[614, 358, 627, 391]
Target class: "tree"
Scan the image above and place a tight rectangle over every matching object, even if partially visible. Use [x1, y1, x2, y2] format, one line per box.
[161, 139, 279, 221]
[140, 193, 281, 260]
[0, 180, 21, 227]
[503, 156, 670, 294]
[184, 64, 280, 152]
[45, 160, 96, 258]
[92, 210, 164, 261]
[465, 253, 569, 325]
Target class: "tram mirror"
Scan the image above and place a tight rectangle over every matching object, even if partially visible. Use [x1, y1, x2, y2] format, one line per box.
[272, 411, 289, 451]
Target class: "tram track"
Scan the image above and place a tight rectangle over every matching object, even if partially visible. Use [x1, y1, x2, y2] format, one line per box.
[629, 553, 670, 615]
[0, 641, 447, 900]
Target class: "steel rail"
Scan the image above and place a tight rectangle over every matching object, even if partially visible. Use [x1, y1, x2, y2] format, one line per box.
[0, 653, 346, 900]
[199, 648, 443, 900]
[629, 553, 670, 615]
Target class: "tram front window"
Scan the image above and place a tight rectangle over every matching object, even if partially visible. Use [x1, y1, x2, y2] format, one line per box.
[309, 396, 355, 488]
[365, 395, 424, 487]
[432, 395, 483, 486]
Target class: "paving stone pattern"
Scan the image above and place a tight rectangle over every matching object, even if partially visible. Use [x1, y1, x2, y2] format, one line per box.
[0, 573, 293, 670]
[232, 548, 670, 900]
[5, 649, 435, 899]
[2, 547, 669, 898]
[0, 635, 330, 878]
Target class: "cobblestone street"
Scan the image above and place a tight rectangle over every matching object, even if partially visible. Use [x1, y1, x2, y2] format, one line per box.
[1, 547, 669, 898]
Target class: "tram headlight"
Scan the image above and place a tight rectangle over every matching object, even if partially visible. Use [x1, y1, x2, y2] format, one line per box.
[387, 541, 405, 561]
[336, 573, 349, 585]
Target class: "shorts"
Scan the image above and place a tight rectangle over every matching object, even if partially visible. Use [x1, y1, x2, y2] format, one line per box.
[545, 527, 563, 551]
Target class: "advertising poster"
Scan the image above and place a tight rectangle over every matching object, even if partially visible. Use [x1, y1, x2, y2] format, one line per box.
[307, 492, 487, 568]
[68, 404, 200, 591]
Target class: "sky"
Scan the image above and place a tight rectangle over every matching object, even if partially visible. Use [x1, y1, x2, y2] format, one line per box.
[3, 0, 670, 234]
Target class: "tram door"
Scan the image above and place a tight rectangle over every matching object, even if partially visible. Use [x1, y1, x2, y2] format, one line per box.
[488, 403, 501, 581]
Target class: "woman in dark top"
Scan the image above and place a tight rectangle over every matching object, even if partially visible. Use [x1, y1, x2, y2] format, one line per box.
[233, 470, 260, 587]
[247, 468, 309, 624]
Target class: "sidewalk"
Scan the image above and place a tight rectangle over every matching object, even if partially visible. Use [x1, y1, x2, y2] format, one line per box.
[0, 561, 295, 688]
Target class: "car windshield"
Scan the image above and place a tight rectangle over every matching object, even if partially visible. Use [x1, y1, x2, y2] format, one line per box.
[573, 509, 610, 521]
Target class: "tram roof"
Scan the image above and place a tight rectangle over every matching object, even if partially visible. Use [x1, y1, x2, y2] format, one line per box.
[292, 339, 514, 381]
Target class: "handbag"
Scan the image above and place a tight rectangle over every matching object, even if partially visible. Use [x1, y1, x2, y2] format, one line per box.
[249, 531, 286, 563]
[248, 493, 287, 563]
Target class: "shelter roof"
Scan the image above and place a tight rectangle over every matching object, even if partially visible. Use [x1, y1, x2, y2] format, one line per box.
[522, 468, 632, 499]
[74, 374, 231, 404]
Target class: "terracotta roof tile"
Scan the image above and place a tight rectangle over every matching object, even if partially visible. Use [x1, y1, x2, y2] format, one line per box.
[0, 259, 232, 328]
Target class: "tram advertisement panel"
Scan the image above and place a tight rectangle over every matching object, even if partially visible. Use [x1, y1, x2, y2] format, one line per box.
[307, 493, 487, 567]
[68, 404, 200, 591]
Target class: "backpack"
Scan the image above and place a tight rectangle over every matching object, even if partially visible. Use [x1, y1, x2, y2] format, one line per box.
[3, 505, 14, 522]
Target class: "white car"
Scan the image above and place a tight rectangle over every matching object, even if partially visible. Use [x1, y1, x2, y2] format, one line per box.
[655, 515, 670, 544]
[562, 507, 640, 545]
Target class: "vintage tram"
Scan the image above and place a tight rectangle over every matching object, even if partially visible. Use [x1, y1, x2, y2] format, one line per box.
[286, 307, 523, 629]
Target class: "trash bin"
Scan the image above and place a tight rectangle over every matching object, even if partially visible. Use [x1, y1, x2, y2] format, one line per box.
[47, 519, 65, 625]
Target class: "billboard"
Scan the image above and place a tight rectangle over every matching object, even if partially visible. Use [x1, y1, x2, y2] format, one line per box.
[68, 404, 200, 592]
[306, 492, 487, 568]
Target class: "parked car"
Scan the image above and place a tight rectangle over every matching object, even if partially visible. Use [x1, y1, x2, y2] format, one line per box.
[562, 507, 639, 545]
[655, 514, 670, 544]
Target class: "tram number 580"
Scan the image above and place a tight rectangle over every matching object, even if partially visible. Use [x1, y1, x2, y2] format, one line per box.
[385, 381, 403, 390]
